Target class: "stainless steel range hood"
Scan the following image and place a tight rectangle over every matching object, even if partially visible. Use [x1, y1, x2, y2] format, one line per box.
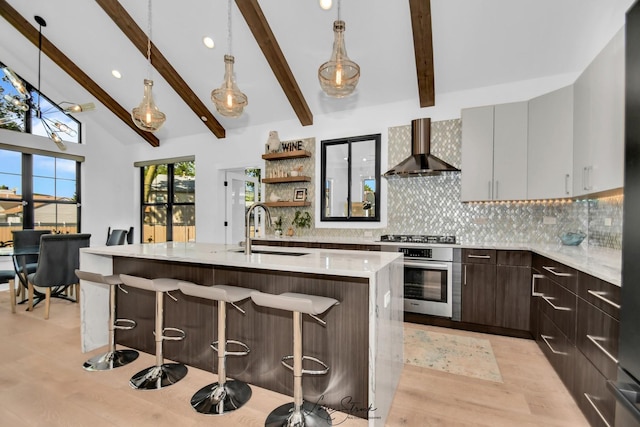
[383, 118, 460, 177]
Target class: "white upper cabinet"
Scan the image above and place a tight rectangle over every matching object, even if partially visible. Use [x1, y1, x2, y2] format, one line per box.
[527, 85, 574, 199]
[461, 102, 528, 201]
[573, 29, 625, 196]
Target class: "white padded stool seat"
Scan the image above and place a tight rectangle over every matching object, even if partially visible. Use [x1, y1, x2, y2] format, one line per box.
[250, 291, 339, 315]
[75, 270, 122, 286]
[178, 282, 253, 303]
[120, 274, 181, 293]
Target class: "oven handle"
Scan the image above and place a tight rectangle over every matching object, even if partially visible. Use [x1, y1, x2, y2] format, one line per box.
[403, 261, 450, 270]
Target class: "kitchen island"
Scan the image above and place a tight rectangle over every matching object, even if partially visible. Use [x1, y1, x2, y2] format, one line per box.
[79, 242, 403, 426]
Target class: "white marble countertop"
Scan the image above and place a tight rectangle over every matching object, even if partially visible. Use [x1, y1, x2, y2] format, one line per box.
[81, 242, 402, 279]
[256, 236, 622, 286]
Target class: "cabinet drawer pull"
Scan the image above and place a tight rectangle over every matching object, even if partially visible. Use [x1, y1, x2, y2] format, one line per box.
[542, 295, 571, 311]
[464, 265, 467, 286]
[586, 335, 618, 364]
[541, 334, 567, 355]
[584, 393, 612, 427]
[467, 254, 491, 259]
[542, 266, 572, 277]
[587, 290, 621, 309]
[532, 274, 544, 296]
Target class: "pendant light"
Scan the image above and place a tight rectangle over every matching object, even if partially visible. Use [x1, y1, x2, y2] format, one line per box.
[211, 0, 248, 118]
[131, 0, 166, 132]
[318, 0, 360, 98]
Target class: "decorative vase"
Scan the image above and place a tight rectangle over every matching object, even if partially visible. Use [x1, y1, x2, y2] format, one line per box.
[286, 227, 294, 237]
[274, 228, 283, 237]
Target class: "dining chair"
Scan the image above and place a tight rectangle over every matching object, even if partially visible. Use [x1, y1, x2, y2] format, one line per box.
[27, 233, 91, 319]
[11, 229, 52, 302]
[106, 227, 134, 246]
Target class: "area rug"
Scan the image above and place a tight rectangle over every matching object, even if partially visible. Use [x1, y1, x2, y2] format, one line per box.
[404, 327, 503, 383]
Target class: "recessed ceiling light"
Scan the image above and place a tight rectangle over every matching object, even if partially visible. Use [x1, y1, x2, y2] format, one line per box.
[319, 0, 332, 10]
[111, 69, 122, 79]
[203, 36, 215, 49]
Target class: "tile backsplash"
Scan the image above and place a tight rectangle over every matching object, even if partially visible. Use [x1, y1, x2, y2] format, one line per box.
[284, 120, 623, 250]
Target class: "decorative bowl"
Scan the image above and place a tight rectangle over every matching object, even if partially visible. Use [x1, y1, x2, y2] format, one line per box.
[559, 231, 586, 246]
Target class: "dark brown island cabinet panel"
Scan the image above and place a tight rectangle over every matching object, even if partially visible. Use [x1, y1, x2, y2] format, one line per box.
[532, 254, 621, 427]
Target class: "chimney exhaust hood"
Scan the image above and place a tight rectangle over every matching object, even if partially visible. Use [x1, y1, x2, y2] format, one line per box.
[383, 118, 460, 177]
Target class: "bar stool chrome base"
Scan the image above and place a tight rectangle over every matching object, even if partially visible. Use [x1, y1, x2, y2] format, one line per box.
[83, 349, 139, 371]
[130, 363, 188, 390]
[265, 401, 332, 427]
[190, 379, 252, 415]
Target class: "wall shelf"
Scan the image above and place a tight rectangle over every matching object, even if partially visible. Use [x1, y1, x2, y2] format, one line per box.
[262, 176, 311, 184]
[262, 150, 311, 160]
[264, 201, 311, 208]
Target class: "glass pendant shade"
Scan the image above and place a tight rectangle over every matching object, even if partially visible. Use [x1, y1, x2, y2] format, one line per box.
[318, 20, 360, 98]
[211, 55, 248, 118]
[131, 79, 166, 132]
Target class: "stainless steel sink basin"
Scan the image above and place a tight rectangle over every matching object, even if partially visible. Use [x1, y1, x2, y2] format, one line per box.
[231, 249, 309, 256]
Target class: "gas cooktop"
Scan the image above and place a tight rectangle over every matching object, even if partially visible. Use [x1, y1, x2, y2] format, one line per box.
[379, 234, 457, 244]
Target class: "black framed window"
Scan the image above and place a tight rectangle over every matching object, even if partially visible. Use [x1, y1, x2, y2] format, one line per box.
[0, 147, 81, 244]
[321, 133, 381, 221]
[1, 60, 81, 145]
[140, 160, 195, 243]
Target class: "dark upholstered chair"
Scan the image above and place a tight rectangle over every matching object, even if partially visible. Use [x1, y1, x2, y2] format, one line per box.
[11, 229, 52, 305]
[27, 233, 91, 319]
[106, 227, 134, 246]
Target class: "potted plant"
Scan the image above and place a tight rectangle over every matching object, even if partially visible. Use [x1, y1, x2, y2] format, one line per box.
[273, 216, 283, 237]
[291, 210, 312, 236]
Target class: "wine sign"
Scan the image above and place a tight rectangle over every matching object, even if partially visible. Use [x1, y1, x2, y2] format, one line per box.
[281, 140, 304, 152]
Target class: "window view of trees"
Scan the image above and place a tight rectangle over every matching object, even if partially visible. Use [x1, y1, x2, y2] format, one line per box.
[142, 160, 195, 243]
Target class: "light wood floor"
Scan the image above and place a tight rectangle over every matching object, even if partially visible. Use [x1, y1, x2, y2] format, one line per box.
[0, 292, 588, 426]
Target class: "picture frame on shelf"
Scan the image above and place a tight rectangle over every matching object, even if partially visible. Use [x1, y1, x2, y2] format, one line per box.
[293, 188, 307, 202]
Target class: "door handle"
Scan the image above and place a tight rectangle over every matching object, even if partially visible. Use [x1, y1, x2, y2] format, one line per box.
[542, 266, 571, 277]
[583, 393, 612, 427]
[542, 295, 571, 311]
[565, 174, 570, 195]
[540, 334, 567, 355]
[586, 335, 618, 364]
[587, 290, 620, 309]
[531, 274, 544, 296]
[467, 254, 491, 259]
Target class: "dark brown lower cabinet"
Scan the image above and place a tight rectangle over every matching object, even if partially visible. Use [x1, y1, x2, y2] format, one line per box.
[537, 310, 576, 393]
[532, 254, 620, 427]
[461, 261, 496, 325]
[573, 349, 616, 427]
[495, 264, 531, 330]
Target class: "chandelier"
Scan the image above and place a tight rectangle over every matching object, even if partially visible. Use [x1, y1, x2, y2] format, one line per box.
[131, 0, 166, 132]
[1, 16, 86, 151]
[211, 0, 248, 118]
[318, 0, 360, 97]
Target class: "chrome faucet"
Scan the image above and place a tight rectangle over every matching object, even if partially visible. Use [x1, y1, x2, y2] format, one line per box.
[245, 202, 272, 255]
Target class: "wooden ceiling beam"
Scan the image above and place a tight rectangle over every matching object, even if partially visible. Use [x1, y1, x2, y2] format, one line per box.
[235, 0, 313, 126]
[0, 0, 160, 147]
[409, 0, 435, 107]
[96, 0, 225, 139]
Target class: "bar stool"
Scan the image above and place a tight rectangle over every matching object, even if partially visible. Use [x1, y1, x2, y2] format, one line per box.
[75, 270, 138, 371]
[250, 291, 339, 427]
[119, 274, 188, 390]
[179, 282, 254, 415]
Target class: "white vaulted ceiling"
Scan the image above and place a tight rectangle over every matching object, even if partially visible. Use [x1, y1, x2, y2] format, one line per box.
[0, 0, 634, 146]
